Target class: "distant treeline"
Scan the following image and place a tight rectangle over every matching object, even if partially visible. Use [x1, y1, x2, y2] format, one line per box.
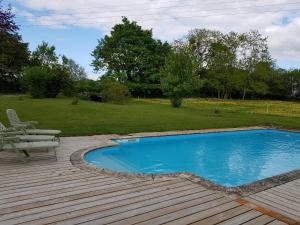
[1, 0, 300, 100]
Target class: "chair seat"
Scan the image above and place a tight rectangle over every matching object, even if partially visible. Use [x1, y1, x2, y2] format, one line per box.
[2, 141, 59, 150]
[25, 129, 61, 135]
[17, 135, 56, 142]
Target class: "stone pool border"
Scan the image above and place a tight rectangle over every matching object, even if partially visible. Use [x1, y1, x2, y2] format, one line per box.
[70, 126, 300, 197]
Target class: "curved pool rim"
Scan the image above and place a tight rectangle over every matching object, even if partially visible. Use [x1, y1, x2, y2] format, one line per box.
[70, 127, 300, 196]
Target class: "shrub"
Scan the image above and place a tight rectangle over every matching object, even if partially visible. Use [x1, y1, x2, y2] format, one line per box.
[170, 97, 182, 108]
[22, 66, 64, 98]
[71, 97, 79, 105]
[100, 80, 131, 104]
[214, 108, 221, 114]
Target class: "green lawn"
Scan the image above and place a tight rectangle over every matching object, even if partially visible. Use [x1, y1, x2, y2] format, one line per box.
[1, 95, 300, 136]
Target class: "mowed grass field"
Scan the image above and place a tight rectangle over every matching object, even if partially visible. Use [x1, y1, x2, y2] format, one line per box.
[1, 95, 300, 136]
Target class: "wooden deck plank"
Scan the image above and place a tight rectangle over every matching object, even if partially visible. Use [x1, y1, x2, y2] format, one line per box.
[132, 200, 238, 225]
[267, 220, 290, 225]
[188, 206, 252, 225]
[0, 177, 127, 204]
[217, 210, 262, 225]
[255, 192, 300, 210]
[75, 191, 219, 225]
[246, 196, 300, 221]
[4, 184, 203, 225]
[0, 180, 190, 221]
[48, 188, 214, 225]
[0, 173, 102, 192]
[265, 189, 300, 204]
[100, 194, 220, 225]
[248, 195, 300, 216]
[0, 179, 151, 209]
[241, 215, 275, 225]
[0, 179, 175, 215]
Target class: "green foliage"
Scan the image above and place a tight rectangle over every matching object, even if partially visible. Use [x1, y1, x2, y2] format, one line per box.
[30, 41, 58, 67]
[184, 29, 273, 99]
[71, 97, 79, 105]
[62, 55, 87, 81]
[170, 97, 182, 108]
[161, 48, 201, 107]
[100, 80, 131, 104]
[75, 79, 102, 93]
[91, 17, 171, 95]
[214, 108, 221, 114]
[22, 66, 67, 98]
[0, 32, 30, 92]
[0, 2, 30, 93]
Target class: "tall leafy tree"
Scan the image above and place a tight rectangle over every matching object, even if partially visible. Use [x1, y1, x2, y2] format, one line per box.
[0, 0, 29, 92]
[161, 47, 201, 107]
[30, 41, 59, 67]
[238, 30, 273, 99]
[62, 55, 87, 81]
[91, 17, 171, 90]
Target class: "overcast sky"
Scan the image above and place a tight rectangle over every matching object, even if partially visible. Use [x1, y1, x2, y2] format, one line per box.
[7, 0, 300, 79]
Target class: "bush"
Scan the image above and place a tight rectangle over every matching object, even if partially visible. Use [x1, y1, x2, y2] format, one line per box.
[22, 66, 65, 98]
[170, 96, 182, 108]
[214, 108, 221, 114]
[100, 80, 131, 104]
[71, 97, 79, 105]
[75, 79, 102, 93]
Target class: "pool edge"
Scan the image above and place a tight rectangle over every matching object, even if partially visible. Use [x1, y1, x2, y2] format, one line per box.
[70, 126, 300, 197]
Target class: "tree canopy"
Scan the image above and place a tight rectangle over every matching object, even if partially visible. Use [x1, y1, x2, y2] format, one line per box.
[0, 1, 29, 92]
[92, 17, 171, 96]
[161, 47, 201, 107]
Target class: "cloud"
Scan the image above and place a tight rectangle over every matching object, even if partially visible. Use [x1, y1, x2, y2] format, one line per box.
[15, 0, 300, 69]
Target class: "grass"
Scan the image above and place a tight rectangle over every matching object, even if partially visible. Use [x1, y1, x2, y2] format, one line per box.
[0, 95, 300, 136]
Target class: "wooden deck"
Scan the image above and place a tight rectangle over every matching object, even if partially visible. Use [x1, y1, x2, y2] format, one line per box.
[0, 135, 298, 225]
[246, 179, 300, 222]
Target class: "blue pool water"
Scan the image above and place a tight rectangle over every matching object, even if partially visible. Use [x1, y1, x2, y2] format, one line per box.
[84, 129, 300, 187]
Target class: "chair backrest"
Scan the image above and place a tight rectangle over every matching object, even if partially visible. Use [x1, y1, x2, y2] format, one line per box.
[6, 109, 21, 126]
[0, 122, 7, 132]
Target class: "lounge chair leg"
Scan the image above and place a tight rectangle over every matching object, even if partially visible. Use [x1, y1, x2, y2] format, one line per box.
[54, 148, 57, 161]
[15, 150, 25, 162]
[23, 150, 30, 157]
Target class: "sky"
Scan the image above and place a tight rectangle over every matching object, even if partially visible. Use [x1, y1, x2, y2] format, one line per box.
[5, 0, 300, 80]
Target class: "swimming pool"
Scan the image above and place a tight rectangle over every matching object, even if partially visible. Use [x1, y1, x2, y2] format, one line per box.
[84, 129, 300, 187]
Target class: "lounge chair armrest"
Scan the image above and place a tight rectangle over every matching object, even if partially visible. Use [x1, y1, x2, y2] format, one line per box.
[2, 136, 20, 142]
[6, 127, 16, 132]
[2, 131, 24, 136]
[12, 124, 28, 129]
[19, 121, 38, 126]
[26, 121, 38, 125]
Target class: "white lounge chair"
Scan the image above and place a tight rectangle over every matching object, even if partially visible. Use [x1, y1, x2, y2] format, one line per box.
[0, 134, 59, 160]
[0, 122, 57, 142]
[6, 109, 61, 136]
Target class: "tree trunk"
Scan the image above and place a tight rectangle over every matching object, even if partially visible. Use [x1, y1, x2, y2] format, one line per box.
[242, 88, 246, 100]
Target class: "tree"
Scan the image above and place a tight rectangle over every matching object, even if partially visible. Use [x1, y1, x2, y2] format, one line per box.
[237, 31, 272, 99]
[161, 48, 200, 107]
[62, 55, 87, 81]
[0, 1, 29, 92]
[91, 17, 171, 96]
[183, 29, 273, 99]
[286, 69, 300, 98]
[30, 41, 58, 67]
[0, 0, 18, 34]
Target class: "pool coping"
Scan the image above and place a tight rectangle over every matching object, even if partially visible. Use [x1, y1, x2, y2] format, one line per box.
[70, 126, 300, 197]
